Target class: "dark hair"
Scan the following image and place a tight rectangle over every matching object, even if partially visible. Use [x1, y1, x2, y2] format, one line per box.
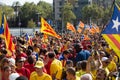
[47, 52, 55, 58]
[63, 50, 70, 55]
[26, 49, 32, 56]
[16, 76, 28, 80]
[27, 56, 34, 64]
[3, 66, 10, 71]
[66, 67, 75, 76]
[81, 60, 87, 70]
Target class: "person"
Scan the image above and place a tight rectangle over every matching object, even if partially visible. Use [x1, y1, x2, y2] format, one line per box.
[2, 66, 11, 80]
[16, 76, 28, 80]
[30, 61, 52, 80]
[46, 52, 62, 80]
[74, 43, 90, 63]
[9, 73, 20, 80]
[59, 50, 70, 67]
[15, 57, 30, 79]
[66, 67, 79, 80]
[80, 73, 92, 80]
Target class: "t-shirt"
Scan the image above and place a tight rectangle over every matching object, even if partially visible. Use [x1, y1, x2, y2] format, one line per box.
[30, 71, 52, 80]
[50, 59, 62, 79]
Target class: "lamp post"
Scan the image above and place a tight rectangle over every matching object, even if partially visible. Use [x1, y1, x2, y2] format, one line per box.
[36, 13, 41, 27]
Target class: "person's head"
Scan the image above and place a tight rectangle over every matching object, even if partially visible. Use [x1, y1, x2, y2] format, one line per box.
[15, 76, 28, 80]
[16, 57, 25, 68]
[3, 66, 11, 77]
[66, 67, 76, 80]
[76, 61, 82, 71]
[80, 73, 92, 80]
[101, 57, 110, 67]
[73, 43, 83, 53]
[27, 56, 34, 64]
[47, 52, 56, 61]
[81, 60, 87, 71]
[0, 57, 9, 70]
[65, 60, 73, 69]
[63, 50, 70, 59]
[96, 68, 107, 80]
[8, 58, 16, 73]
[34, 61, 44, 75]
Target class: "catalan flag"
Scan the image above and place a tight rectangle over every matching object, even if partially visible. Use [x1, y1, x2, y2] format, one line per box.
[78, 21, 85, 28]
[66, 22, 76, 33]
[40, 17, 61, 39]
[102, 4, 120, 58]
[0, 15, 15, 54]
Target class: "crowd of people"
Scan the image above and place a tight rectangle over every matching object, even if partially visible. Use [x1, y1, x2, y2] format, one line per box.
[0, 31, 119, 80]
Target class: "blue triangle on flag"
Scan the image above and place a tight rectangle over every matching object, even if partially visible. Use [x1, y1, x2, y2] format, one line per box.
[102, 4, 120, 34]
[0, 15, 4, 34]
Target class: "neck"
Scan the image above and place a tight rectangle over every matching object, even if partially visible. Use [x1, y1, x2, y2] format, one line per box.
[37, 72, 43, 76]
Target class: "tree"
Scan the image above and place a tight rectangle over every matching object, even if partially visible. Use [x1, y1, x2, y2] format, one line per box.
[0, 5, 14, 19]
[81, 4, 104, 24]
[27, 19, 36, 28]
[61, 3, 76, 28]
[20, 2, 38, 27]
[37, 1, 53, 19]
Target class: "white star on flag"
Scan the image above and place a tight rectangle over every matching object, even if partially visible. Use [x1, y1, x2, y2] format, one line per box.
[112, 17, 120, 32]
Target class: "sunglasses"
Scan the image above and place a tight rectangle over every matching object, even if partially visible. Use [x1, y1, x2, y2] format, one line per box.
[18, 61, 24, 63]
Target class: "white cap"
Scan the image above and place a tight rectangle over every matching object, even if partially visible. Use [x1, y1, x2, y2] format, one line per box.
[8, 58, 15, 66]
[101, 57, 108, 61]
[9, 73, 20, 80]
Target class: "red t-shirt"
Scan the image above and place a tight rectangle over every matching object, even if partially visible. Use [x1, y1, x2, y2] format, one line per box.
[16, 67, 30, 79]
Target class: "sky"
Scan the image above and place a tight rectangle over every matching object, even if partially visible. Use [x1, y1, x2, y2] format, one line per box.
[0, 0, 53, 6]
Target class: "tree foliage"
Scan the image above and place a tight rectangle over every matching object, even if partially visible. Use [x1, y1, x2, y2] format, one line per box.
[62, 3, 76, 25]
[27, 19, 36, 28]
[81, 4, 103, 24]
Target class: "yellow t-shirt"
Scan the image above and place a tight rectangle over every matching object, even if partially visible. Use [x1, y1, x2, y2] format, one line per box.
[50, 59, 62, 80]
[30, 71, 52, 80]
[76, 70, 86, 78]
[107, 60, 117, 72]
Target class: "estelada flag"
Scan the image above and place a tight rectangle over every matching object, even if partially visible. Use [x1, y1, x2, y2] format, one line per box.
[0, 15, 15, 55]
[102, 4, 120, 58]
[40, 17, 61, 39]
[66, 22, 76, 33]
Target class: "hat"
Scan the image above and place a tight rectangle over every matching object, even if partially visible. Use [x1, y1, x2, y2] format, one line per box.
[8, 58, 15, 66]
[16, 57, 25, 62]
[9, 73, 20, 80]
[34, 61, 44, 68]
[101, 57, 108, 61]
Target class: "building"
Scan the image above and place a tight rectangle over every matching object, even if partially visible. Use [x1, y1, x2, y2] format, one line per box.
[53, 0, 113, 31]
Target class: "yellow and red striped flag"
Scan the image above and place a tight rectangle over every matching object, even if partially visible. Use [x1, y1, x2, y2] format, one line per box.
[78, 21, 85, 28]
[40, 17, 61, 39]
[66, 22, 76, 33]
[0, 15, 15, 54]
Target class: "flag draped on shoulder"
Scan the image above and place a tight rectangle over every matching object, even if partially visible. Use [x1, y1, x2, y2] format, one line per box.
[66, 22, 76, 33]
[40, 17, 61, 39]
[102, 4, 120, 58]
[0, 15, 15, 53]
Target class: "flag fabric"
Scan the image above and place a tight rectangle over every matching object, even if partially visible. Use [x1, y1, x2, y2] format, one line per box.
[102, 4, 120, 58]
[40, 17, 61, 39]
[78, 21, 85, 28]
[0, 15, 15, 53]
[66, 22, 76, 33]
[26, 33, 32, 45]
[81, 34, 90, 41]
[0, 15, 4, 34]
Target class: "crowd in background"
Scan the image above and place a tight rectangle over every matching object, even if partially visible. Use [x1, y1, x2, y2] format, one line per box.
[0, 31, 119, 80]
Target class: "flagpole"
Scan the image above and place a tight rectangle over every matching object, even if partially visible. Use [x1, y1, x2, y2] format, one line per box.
[99, 0, 116, 40]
